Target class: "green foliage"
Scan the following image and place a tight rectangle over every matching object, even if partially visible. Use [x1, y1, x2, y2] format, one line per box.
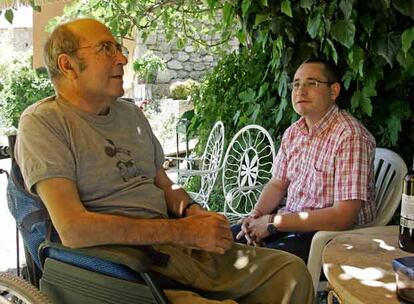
[47, 0, 235, 52]
[0, 56, 54, 129]
[190, 0, 414, 165]
[170, 80, 200, 100]
[132, 51, 166, 83]
[190, 47, 296, 150]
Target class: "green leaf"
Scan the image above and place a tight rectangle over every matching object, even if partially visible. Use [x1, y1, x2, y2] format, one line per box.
[223, 3, 234, 27]
[300, 0, 313, 10]
[239, 88, 256, 103]
[374, 32, 401, 67]
[233, 110, 241, 124]
[362, 85, 377, 98]
[339, 0, 353, 19]
[258, 82, 269, 98]
[347, 46, 364, 77]
[281, 0, 293, 18]
[342, 70, 355, 90]
[241, 0, 251, 18]
[252, 104, 261, 122]
[350, 90, 362, 110]
[386, 115, 402, 146]
[360, 14, 375, 37]
[277, 71, 289, 97]
[276, 97, 288, 124]
[206, 0, 217, 9]
[392, 0, 414, 19]
[260, 0, 268, 6]
[402, 28, 414, 54]
[325, 38, 338, 64]
[307, 8, 322, 39]
[331, 19, 355, 48]
[236, 29, 246, 45]
[360, 95, 373, 117]
[5, 9, 14, 24]
[255, 14, 270, 27]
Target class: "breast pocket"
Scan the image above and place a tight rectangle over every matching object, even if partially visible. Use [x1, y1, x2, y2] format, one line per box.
[310, 164, 334, 207]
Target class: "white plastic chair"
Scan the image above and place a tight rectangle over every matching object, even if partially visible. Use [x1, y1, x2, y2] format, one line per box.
[307, 147, 408, 294]
[166, 121, 225, 209]
[221, 125, 275, 224]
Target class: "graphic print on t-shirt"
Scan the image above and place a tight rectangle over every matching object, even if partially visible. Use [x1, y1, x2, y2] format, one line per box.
[104, 139, 141, 182]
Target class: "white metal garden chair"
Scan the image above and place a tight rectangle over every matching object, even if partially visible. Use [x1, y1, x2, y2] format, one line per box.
[221, 125, 275, 224]
[166, 121, 225, 209]
[307, 147, 408, 294]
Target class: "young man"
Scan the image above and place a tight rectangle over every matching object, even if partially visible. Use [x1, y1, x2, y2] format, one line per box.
[233, 58, 376, 262]
[15, 19, 314, 303]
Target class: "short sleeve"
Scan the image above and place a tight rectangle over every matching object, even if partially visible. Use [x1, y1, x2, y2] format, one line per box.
[334, 135, 375, 202]
[16, 113, 76, 195]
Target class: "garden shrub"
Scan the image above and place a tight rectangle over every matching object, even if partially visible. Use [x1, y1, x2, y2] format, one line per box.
[0, 56, 54, 129]
[170, 79, 200, 100]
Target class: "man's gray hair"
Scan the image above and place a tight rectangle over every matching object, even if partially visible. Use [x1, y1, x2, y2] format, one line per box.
[43, 23, 84, 80]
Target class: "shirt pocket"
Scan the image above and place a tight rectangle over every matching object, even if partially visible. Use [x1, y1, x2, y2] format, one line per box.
[310, 164, 334, 207]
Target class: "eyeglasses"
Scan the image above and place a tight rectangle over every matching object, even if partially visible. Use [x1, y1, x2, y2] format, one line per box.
[288, 79, 334, 90]
[74, 41, 129, 58]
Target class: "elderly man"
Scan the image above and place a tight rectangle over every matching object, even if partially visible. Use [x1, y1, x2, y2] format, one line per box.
[15, 19, 314, 303]
[233, 58, 376, 263]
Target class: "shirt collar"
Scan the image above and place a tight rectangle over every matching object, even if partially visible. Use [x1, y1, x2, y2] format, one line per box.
[296, 105, 339, 136]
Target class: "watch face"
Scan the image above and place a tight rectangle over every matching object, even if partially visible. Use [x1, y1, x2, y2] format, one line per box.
[267, 224, 277, 235]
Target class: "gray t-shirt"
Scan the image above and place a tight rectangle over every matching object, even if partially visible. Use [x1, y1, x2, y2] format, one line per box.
[16, 96, 168, 219]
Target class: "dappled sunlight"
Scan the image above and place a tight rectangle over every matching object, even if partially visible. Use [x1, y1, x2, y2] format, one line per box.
[337, 265, 396, 291]
[339, 265, 384, 281]
[233, 249, 250, 270]
[136, 126, 142, 135]
[249, 263, 258, 274]
[171, 184, 182, 190]
[342, 243, 353, 250]
[373, 239, 396, 251]
[298, 212, 309, 220]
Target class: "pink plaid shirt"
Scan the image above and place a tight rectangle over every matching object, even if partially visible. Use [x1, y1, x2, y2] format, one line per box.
[273, 105, 376, 225]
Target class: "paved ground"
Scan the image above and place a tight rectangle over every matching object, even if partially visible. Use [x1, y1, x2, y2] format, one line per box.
[0, 155, 25, 274]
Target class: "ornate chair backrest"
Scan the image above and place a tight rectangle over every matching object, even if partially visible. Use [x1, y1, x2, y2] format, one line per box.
[194, 121, 225, 207]
[221, 125, 275, 223]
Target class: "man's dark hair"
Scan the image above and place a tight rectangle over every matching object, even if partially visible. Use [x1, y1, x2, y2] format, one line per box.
[303, 57, 340, 83]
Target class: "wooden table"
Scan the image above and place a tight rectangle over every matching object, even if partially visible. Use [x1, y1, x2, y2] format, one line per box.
[322, 225, 413, 304]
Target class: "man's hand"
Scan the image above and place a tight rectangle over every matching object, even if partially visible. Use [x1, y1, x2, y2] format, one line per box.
[236, 209, 264, 246]
[176, 213, 233, 254]
[246, 215, 272, 242]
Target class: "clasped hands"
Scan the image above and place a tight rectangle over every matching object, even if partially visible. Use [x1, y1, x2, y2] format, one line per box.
[236, 210, 272, 246]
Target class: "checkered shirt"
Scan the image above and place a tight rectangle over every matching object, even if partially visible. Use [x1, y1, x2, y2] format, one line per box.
[273, 105, 376, 225]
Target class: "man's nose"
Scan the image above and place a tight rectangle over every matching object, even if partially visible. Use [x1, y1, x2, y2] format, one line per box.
[115, 51, 128, 65]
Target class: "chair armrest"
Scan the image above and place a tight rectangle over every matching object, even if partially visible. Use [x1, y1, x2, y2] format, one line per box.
[307, 225, 375, 294]
[39, 242, 169, 273]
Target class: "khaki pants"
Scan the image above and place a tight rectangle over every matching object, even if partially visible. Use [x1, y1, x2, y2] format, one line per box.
[153, 243, 315, 304]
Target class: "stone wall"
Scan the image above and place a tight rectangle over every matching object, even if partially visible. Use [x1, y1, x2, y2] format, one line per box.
[133, 31, 238, 98]
[0, 28, 32, 53]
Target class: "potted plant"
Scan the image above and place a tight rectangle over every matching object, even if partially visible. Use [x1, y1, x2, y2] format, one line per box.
[132, 51, 166, 101]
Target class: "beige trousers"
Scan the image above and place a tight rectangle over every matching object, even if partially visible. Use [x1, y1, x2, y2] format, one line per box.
[153, 243, 315, 304]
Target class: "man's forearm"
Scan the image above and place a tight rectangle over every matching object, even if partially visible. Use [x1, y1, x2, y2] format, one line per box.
[270, 200, 361, 232]
[254, 179, 287, 215]
[59, 211, 184, 248]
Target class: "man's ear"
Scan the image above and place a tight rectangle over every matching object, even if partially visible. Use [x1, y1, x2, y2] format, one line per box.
[57, 54, 78, 79]
[330, 82, 341, 101]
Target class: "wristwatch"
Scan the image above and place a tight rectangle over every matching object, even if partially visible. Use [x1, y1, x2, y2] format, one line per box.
[267, 223, 278, 235]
